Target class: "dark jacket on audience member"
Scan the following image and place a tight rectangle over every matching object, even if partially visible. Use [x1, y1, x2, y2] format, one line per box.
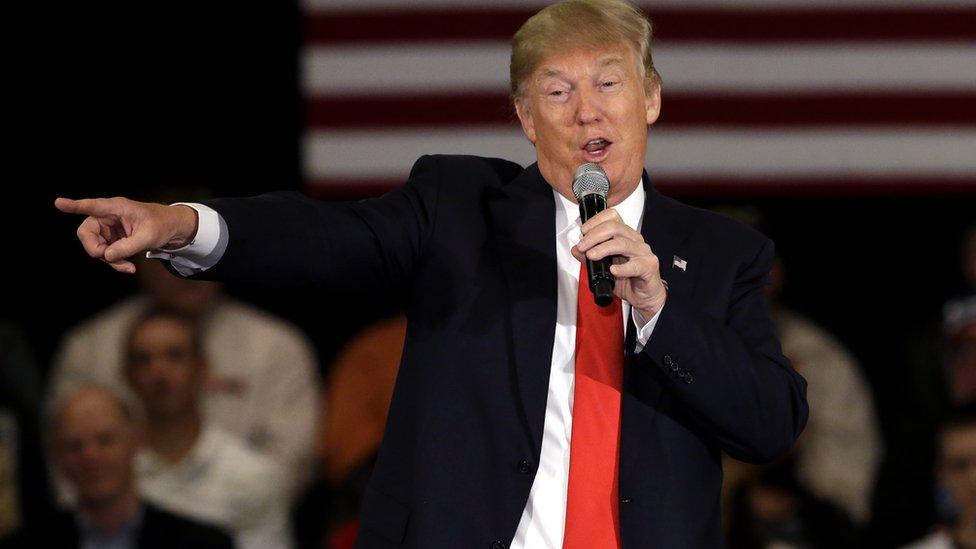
[31, 503, 234, 549]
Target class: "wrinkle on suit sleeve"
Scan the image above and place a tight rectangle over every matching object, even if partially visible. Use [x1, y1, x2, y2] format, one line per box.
[169, 155, 442, 296]
[640, 237, 809, 464]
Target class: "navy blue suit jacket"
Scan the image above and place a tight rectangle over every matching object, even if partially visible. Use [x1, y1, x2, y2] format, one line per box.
[180, 155, 808, 548]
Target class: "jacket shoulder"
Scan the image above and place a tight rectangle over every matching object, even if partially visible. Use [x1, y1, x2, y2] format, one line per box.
[413, 154, 524, 188]
[661, 193, 773, 259]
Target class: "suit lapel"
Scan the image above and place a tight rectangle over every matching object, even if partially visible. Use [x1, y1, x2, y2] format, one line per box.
[638, 173, 699, 303]
[620, 174, 699, 483]
[487, 163, 557, 455]
[485, 167, 699, 463]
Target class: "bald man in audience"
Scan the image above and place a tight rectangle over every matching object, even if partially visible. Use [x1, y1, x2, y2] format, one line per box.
[50, 255, 319, 494]
[39, 384, 234, 549]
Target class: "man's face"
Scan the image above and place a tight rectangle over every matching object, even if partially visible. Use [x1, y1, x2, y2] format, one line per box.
[515, 43, 661, 206]
[126, 317, 204, 420]
[940, 423, 976, 520]
[52, 390, 138, 507]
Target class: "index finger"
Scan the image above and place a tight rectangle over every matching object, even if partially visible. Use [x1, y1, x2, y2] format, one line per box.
[54, 197, 120, 218]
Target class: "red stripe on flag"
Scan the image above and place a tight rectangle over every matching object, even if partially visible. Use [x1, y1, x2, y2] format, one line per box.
[305, 8, 976, 44]
[306, 176, 976, 200]
[305, 92, 976, 128]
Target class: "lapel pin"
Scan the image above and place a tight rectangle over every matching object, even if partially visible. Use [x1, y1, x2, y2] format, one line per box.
[672, 255, 687, 272]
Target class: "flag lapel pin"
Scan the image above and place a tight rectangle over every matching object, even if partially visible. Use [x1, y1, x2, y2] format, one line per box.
[672, 255, 687, 271]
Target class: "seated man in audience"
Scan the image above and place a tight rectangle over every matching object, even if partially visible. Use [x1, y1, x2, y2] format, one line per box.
[123, 307, 292, 549]
[902, 406, 976, 549]
[319, 314, 406, 548]
[50, 251, 319, 493]
[40, 384, 234, 549]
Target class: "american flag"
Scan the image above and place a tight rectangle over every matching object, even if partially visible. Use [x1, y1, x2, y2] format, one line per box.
[300, 0, 976, 199]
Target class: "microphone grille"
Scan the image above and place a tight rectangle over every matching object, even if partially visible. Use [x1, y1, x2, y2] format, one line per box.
[572, 163, 609, 201]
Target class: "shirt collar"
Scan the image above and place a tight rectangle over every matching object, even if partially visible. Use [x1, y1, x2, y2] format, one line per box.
[554, 176, 646, 236]
[136, 427, 220, 479]
[76, 502, 145, 542]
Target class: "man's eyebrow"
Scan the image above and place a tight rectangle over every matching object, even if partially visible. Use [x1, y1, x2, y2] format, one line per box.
[535, 56, 626, 82]
[541, 57, 624, 73]
[597, 57, 625, 68]
[538, 68, 566, 79]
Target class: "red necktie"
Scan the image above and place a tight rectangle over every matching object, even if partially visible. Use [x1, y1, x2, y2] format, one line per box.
[563, 262, 624, 548]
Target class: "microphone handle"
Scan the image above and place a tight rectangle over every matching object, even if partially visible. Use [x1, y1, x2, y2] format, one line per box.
[578, 193, 615, 307]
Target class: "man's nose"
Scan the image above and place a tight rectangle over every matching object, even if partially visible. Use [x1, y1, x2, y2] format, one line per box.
[575, 87, 601, 125]
[79, 441, 104, 462]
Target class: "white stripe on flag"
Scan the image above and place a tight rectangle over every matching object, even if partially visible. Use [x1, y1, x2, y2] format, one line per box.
[304, 42, 976, 96]
[304, 127, 976, 179]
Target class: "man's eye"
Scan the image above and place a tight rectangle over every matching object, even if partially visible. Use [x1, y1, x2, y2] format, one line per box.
[549, 90, 565, 97]
[601, 81, 619, 88]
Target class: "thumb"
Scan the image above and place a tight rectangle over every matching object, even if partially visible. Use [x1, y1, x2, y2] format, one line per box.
[571, 245, 586, 263]
[104, 233, 154, 263]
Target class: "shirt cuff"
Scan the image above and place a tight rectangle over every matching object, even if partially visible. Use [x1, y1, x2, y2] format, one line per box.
[632, 304, 664, 353]
[145, 202, 228, 276]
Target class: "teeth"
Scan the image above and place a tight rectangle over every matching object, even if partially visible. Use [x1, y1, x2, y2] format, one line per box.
[584, 138, 609, 153]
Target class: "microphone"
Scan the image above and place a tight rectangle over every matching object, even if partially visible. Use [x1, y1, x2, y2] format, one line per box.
[573, 163, 614, 307]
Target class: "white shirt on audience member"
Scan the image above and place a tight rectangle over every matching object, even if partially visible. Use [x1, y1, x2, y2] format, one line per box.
[50, 295, 320, 494]
[137, 427, 292, 549]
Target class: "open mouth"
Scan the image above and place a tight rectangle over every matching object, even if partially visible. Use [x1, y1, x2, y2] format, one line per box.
[581, 137, 612, 162]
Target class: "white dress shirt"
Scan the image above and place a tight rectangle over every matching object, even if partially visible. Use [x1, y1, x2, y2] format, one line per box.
[511, 182, 661, 548]
[148, 181, 664, 548]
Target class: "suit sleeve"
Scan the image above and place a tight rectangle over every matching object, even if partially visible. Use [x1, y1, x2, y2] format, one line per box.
[640, 237, 809, 463]
[164, 155, 442, 294]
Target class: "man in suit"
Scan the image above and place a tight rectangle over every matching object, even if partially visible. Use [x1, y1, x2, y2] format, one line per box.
[39, 384, 234, 549]
[55, 0, 808, 546]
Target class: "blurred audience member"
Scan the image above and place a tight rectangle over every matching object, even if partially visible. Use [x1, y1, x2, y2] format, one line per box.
[901, 406, 976, 549]
[961, 225, 976, 292]
[942, 224, 976, 409]
[715, 205, 881, 525]
[319, 315, 406, 549]
[50, 254, 319, 491]
[942, 296, 976, 408]
[124, 308, 291, 549]
[0, 322, 49, 548]
[727, 458, 859, 549]
[38, 384, 233, 549]
[767, 261, 882, 524]
[884, 226, 976, 546]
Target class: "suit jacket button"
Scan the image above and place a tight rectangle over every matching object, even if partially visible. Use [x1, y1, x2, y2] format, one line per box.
[492, 541, 507, 549]
[620, 497, 633, 504]
[684, 374, 694, 384]
[663, 354, 673, 366]
[518, 459, 532, 474]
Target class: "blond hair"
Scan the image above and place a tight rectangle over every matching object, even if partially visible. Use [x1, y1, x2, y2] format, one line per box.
[510, 0, 661, 102]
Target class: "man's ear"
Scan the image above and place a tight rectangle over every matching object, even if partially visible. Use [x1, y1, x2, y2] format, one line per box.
[514, 98, 537, 144]
[644, 76, 662, 126]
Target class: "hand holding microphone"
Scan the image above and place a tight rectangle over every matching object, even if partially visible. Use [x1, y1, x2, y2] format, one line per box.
[571, 163, 667, 319]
